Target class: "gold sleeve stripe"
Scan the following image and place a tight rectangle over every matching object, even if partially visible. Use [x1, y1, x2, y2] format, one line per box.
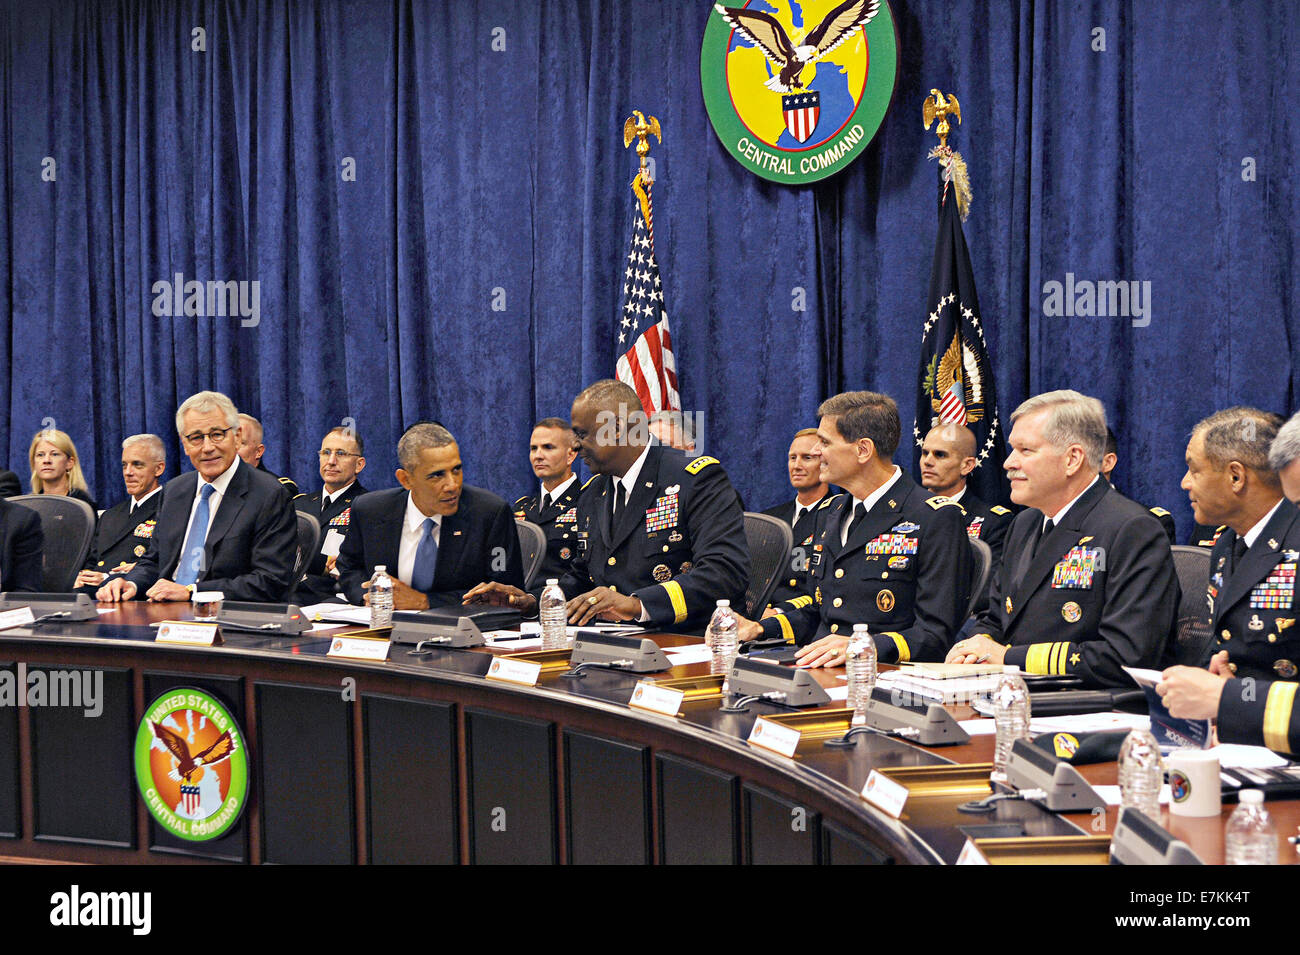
[1263, 681, 1299, 754]
[1049, 641, 1071, 675]
[663, 581, 688, 624]
[776, 613, 794, 645]
[1025, 643, 1053, 675]
[884, 631, 909, 663]
[787, 595, 814, 609]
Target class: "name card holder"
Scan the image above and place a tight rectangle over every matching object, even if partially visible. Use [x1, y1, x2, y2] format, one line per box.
[327, 635, 391, 661]
[862, 769, 910, 818]
[629, 681, 685, 717]
[156, 621, 222, 646]
[486, 656, 542, 687]
[747, 717, 802, 757]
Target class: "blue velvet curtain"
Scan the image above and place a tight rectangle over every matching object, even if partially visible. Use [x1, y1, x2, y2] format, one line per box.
[2, 0, 1297, 543]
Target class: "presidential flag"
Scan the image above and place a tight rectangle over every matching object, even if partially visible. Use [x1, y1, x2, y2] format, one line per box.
[615, 173, 679, 414]
[912, 173, 1007, 504]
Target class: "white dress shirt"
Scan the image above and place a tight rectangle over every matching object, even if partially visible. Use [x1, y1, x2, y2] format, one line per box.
[397, 492, 442, 587]
[539, 473, 577, 509]
[130, 486, 162, 514]
[172, 456, 241, 578]
[842, 466, 902, 546]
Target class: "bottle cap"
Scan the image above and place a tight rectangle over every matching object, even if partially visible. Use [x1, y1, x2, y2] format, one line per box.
[1240, 789, 1264, 805]
[375, 565, 386, 573]
[716, 599, 730, 607]
[546, 578, 559, 585]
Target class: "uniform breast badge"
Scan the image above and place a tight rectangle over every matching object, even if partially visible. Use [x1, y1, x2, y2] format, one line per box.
[876, 589, 895, 612]
[652, 564, 672, 582]
[1061, 601, 1082, 623]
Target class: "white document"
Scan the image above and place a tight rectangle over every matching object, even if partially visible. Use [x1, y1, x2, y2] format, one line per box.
[1094, 784, 1171, 807]
[957, 718, 998, 736]
[1029, 712, 1152, 734]
[1207, 743, 1291, 770]
[664, 644, 714, 666]
[1122, 666, 1164, 688]
[299, 602, 372, 625]
[321, 528, 345, 557]
[824, 684, 849, 702]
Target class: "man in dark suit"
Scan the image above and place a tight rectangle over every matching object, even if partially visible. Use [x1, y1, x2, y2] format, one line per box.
[512, 418, 581, 582]
[919, 423, 1013, 570]
[337, 422, 523, 608]
[760, 427, 831, 608]
[738, 392, 971, 666]
[96, 391, 298, 603]
[75, 434, 166, 590]
[948, 391, 1179, 688]
[237, 413, 301, 499]
[294, 426, 369, 602]
[0, 470, 20, 498]
[466, 380, 749, 632]
[0, 497, 44, 591]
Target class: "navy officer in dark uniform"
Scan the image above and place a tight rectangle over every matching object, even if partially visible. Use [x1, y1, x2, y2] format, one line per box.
[760, 427, 831, 608]
[465, 379, 749, 632]
[947, 391, 1179, 688]
[512, 417, 582, 582]
[736, 391, 971, 666]
[74, 433, 166, 590]
[294, 425, 368, 602]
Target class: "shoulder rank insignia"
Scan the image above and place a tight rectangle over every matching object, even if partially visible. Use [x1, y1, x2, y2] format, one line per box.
[580, 475, 599, 491]
[990, 505, 1011, 515]
[819, 494, 841, 509]
[685, 455, 719, 475]
[925, 495, 959, 509]
[1149, 507, 1170, 517]
[513, 495, 530, 507]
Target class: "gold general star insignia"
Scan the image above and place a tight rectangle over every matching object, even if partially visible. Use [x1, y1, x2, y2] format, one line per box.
[1069, 653, 1081, 665]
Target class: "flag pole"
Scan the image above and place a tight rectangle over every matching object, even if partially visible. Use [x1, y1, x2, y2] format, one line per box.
[922, 89, 971, 221]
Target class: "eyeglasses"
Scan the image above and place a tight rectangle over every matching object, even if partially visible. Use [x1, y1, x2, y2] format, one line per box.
[318, 450, 360, 459]
[182, 428, 234, 447]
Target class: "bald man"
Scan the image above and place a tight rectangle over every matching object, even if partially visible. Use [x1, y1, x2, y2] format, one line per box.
[761, 428, 832, 608]
[919, 423, 1013, 570]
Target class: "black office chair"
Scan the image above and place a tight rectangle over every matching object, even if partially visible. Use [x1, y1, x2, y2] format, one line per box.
[743, 512, 793, 618]
[1170, 544, 1213, 666]
[9, 494, 96, 591]
[516, 520, 547, 589]
[964, 537, 993, 621]
[292, 511, 322, 594]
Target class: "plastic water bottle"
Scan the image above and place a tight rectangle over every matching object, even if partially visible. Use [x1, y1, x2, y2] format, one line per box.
[708, 600, 739, 685]
[540, 578, 567, 649]
[1118, 729, 1163, 821]
[990, 671, 1031, 785]
[369, 565, 393, 628]
[846, 624, 876, 724]
[1225, 790, 1277, 865]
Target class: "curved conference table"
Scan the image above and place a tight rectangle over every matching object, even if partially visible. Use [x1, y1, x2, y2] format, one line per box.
[0, 602, 1295, 865]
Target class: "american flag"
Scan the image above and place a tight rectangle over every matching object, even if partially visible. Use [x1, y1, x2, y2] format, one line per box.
[938, 380, 967, 425]
[615, 176, 679, 414]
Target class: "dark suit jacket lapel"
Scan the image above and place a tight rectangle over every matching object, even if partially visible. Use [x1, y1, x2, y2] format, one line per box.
[203, 463, 250, 564]
[1217, 501, 1300, 621]
[157, 473, 198, 577]
[96, 506, 134, 554]
[1007, 479, 1110, 629]
[434, 508, 467, 586]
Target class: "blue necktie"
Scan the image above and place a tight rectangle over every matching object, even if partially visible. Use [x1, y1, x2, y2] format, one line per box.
[175, 483, 216, 586]
[411, 517, 438, 593]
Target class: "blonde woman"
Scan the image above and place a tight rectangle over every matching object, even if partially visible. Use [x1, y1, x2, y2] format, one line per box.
[29, 429, 98, 512]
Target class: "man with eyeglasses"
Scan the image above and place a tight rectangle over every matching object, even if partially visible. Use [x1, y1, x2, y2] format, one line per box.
[96, 391, 298, 603]
[294, 426, 369, 601]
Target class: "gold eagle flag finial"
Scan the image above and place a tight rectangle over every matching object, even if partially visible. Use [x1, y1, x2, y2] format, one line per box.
[922, 89, 972, 221]
[623, 110, 662, 232]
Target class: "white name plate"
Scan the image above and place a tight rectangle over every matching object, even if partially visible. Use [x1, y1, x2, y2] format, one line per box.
[156, 621, 221, 646]
[629, 681, 685, 717]
[956, 839, 990, 865]
[862, 769, 909, 819]
[327, 635, 391, 661]
[0, 607, 37, 630]
[747, 717, 801, 758]
[485, 656, 542, 687]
